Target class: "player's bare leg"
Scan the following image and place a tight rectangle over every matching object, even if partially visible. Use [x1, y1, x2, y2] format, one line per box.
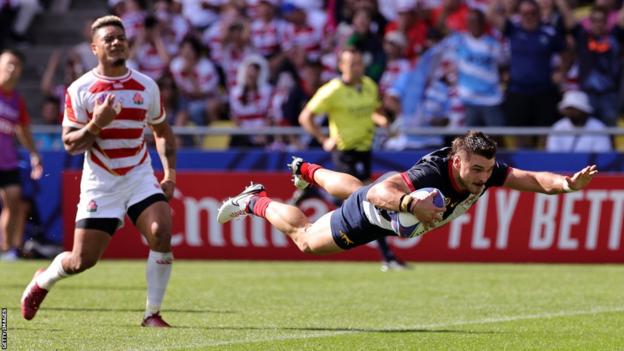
[0, 185, 22, 259]
[21, 229, 111, 320]
[288, 157, 362, 200]
[134, 201, 173, 328]
[218, 183, 343, 254]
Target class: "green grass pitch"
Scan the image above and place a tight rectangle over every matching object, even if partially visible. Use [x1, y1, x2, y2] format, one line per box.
[1, 260, 623, 350]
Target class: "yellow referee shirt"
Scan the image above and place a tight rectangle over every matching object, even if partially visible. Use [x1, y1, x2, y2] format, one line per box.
[305, 76, 381, 151]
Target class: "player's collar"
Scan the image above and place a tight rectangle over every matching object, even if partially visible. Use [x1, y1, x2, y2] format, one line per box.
[92, 68, 131, 82]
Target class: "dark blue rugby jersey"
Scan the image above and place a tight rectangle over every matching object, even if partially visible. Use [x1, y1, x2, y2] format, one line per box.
[330, 147, 511, 243]
[397, 147, 510, 236]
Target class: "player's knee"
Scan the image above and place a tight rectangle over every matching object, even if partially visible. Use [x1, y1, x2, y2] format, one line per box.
[148, 221, 171, 246]
[298, 241, 313, 254]
[291, 230, 317, 254]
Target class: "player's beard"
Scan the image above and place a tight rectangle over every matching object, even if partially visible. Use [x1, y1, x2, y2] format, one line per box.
[112, 58, 126, 67]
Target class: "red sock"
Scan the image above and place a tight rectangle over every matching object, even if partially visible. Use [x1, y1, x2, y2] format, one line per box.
[300, 163, 322, 186]
[249, 196, 272, 218]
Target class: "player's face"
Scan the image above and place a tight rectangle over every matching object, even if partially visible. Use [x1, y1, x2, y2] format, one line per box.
[338, 51, 364, 83]
[91, 25, 129, 67]
[0, 53, 23, 87]
[454, 151, 496, 194]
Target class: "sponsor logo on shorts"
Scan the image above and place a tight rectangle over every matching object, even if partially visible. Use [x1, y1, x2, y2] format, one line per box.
[339, 231, 354, 246]
[86, 200, 98, 212]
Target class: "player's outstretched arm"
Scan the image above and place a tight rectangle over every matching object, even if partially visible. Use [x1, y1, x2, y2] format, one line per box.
[503, 165, 598, 194]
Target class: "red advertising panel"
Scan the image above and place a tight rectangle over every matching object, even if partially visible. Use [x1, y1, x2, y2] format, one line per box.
[63, 172, 624, 262]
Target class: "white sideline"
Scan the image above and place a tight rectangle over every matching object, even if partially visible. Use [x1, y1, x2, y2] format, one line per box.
[144, 306, 624, 351]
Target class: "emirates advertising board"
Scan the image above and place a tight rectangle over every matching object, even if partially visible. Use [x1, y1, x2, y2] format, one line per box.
[63, 172, 624, 262]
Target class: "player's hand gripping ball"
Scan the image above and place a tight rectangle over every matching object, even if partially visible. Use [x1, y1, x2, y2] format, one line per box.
[390, 187, 445, 237]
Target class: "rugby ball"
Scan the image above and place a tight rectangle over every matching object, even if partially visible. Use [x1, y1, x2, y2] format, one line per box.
[390, 187, 445, 237]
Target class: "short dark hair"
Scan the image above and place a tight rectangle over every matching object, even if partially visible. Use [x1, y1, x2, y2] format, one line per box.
[517, 0, 539, 11]
[339, 46, 363, 60]
[91, 15, 125, 37]
[590, 5, 609, 19]
[0, 49, 25, 64]
[451, 131, 498, 159]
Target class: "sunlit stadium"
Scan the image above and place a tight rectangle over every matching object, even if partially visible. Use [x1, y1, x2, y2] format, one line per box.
[1, 0, 623, 350]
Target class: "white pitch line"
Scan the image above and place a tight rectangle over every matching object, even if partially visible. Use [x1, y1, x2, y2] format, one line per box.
[143, 306, 624, 351]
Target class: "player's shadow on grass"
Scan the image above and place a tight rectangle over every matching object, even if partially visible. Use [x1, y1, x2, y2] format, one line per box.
[174, 326, 496, 334]
[283, 327, 496, 334]
[3, 283, 145, 291]
[4, 306, 236, 314]
[45, 307, 237, 314]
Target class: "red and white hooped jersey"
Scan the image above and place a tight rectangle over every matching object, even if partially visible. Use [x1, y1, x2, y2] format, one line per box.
[62, 69, 165, 176]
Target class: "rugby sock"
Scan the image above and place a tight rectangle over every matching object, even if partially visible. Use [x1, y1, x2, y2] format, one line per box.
[300, 162, 322, 187]
[145, 250, 173, 318]
[36, 251, 70, 290]
[248, 196, 272, 218]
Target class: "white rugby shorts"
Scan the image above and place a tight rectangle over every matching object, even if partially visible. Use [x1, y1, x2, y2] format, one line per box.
[74, 162, 164, 228]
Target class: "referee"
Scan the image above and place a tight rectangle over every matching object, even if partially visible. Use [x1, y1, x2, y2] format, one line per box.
[298, 47, 407, 271]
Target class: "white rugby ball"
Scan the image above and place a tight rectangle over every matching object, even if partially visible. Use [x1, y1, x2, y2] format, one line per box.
[390, 187, 445, 237]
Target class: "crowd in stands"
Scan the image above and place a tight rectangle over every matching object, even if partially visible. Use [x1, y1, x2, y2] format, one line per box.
[3, 0, 624, 151]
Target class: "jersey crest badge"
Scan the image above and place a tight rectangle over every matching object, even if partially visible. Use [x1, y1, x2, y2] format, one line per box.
[133, 92, 144, 105]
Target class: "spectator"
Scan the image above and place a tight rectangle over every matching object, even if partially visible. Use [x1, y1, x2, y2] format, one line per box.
[350, 0, 388, 36]
[0, 49, 42, 260]
[156, 75, 193, 148]
[250, 0, 286, 58]
[446, 9, 505, 128]
[216, 19, 256, 90]
[384, 0, 429, 61]
[558, 0, 624, 126]
[10, 0, 41, 46]
[129, 15, 172, 81]
[180, 0, 222, 31]
[489, 0, 567, 148]
[68, 19, 98, 72]
[33, 95, 63, 151]
[228, 54, 273, 148]
[537, 0, 565, 30]
[546, 90, 612, 152]
[250, 0, 288, 81]
[169, 36, 222, 127]
[347, 8, 386, 81]
[282, 2, 324, 67]
[281, 58, 324, 149]
[581, 0, 621, 31]
[0, 1, 18, 50]
[40, 49, 83, 116]
[379, 31, 411, 97]
[120, 0, 147, 42]
[202, 2, 246, 63]
[384, 34, 456, 151]
[431, 0, 470, 34]
[154, 0, 191, 48]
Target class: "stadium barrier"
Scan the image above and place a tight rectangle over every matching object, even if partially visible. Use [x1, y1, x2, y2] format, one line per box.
[60, 170, 624, 263]
[30, 149, 619, 263]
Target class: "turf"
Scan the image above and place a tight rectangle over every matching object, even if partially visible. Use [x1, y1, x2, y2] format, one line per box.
[1, 260, 623, 350]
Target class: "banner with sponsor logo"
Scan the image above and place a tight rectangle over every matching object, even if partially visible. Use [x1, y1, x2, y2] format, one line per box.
[62, 172, 623, 262]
